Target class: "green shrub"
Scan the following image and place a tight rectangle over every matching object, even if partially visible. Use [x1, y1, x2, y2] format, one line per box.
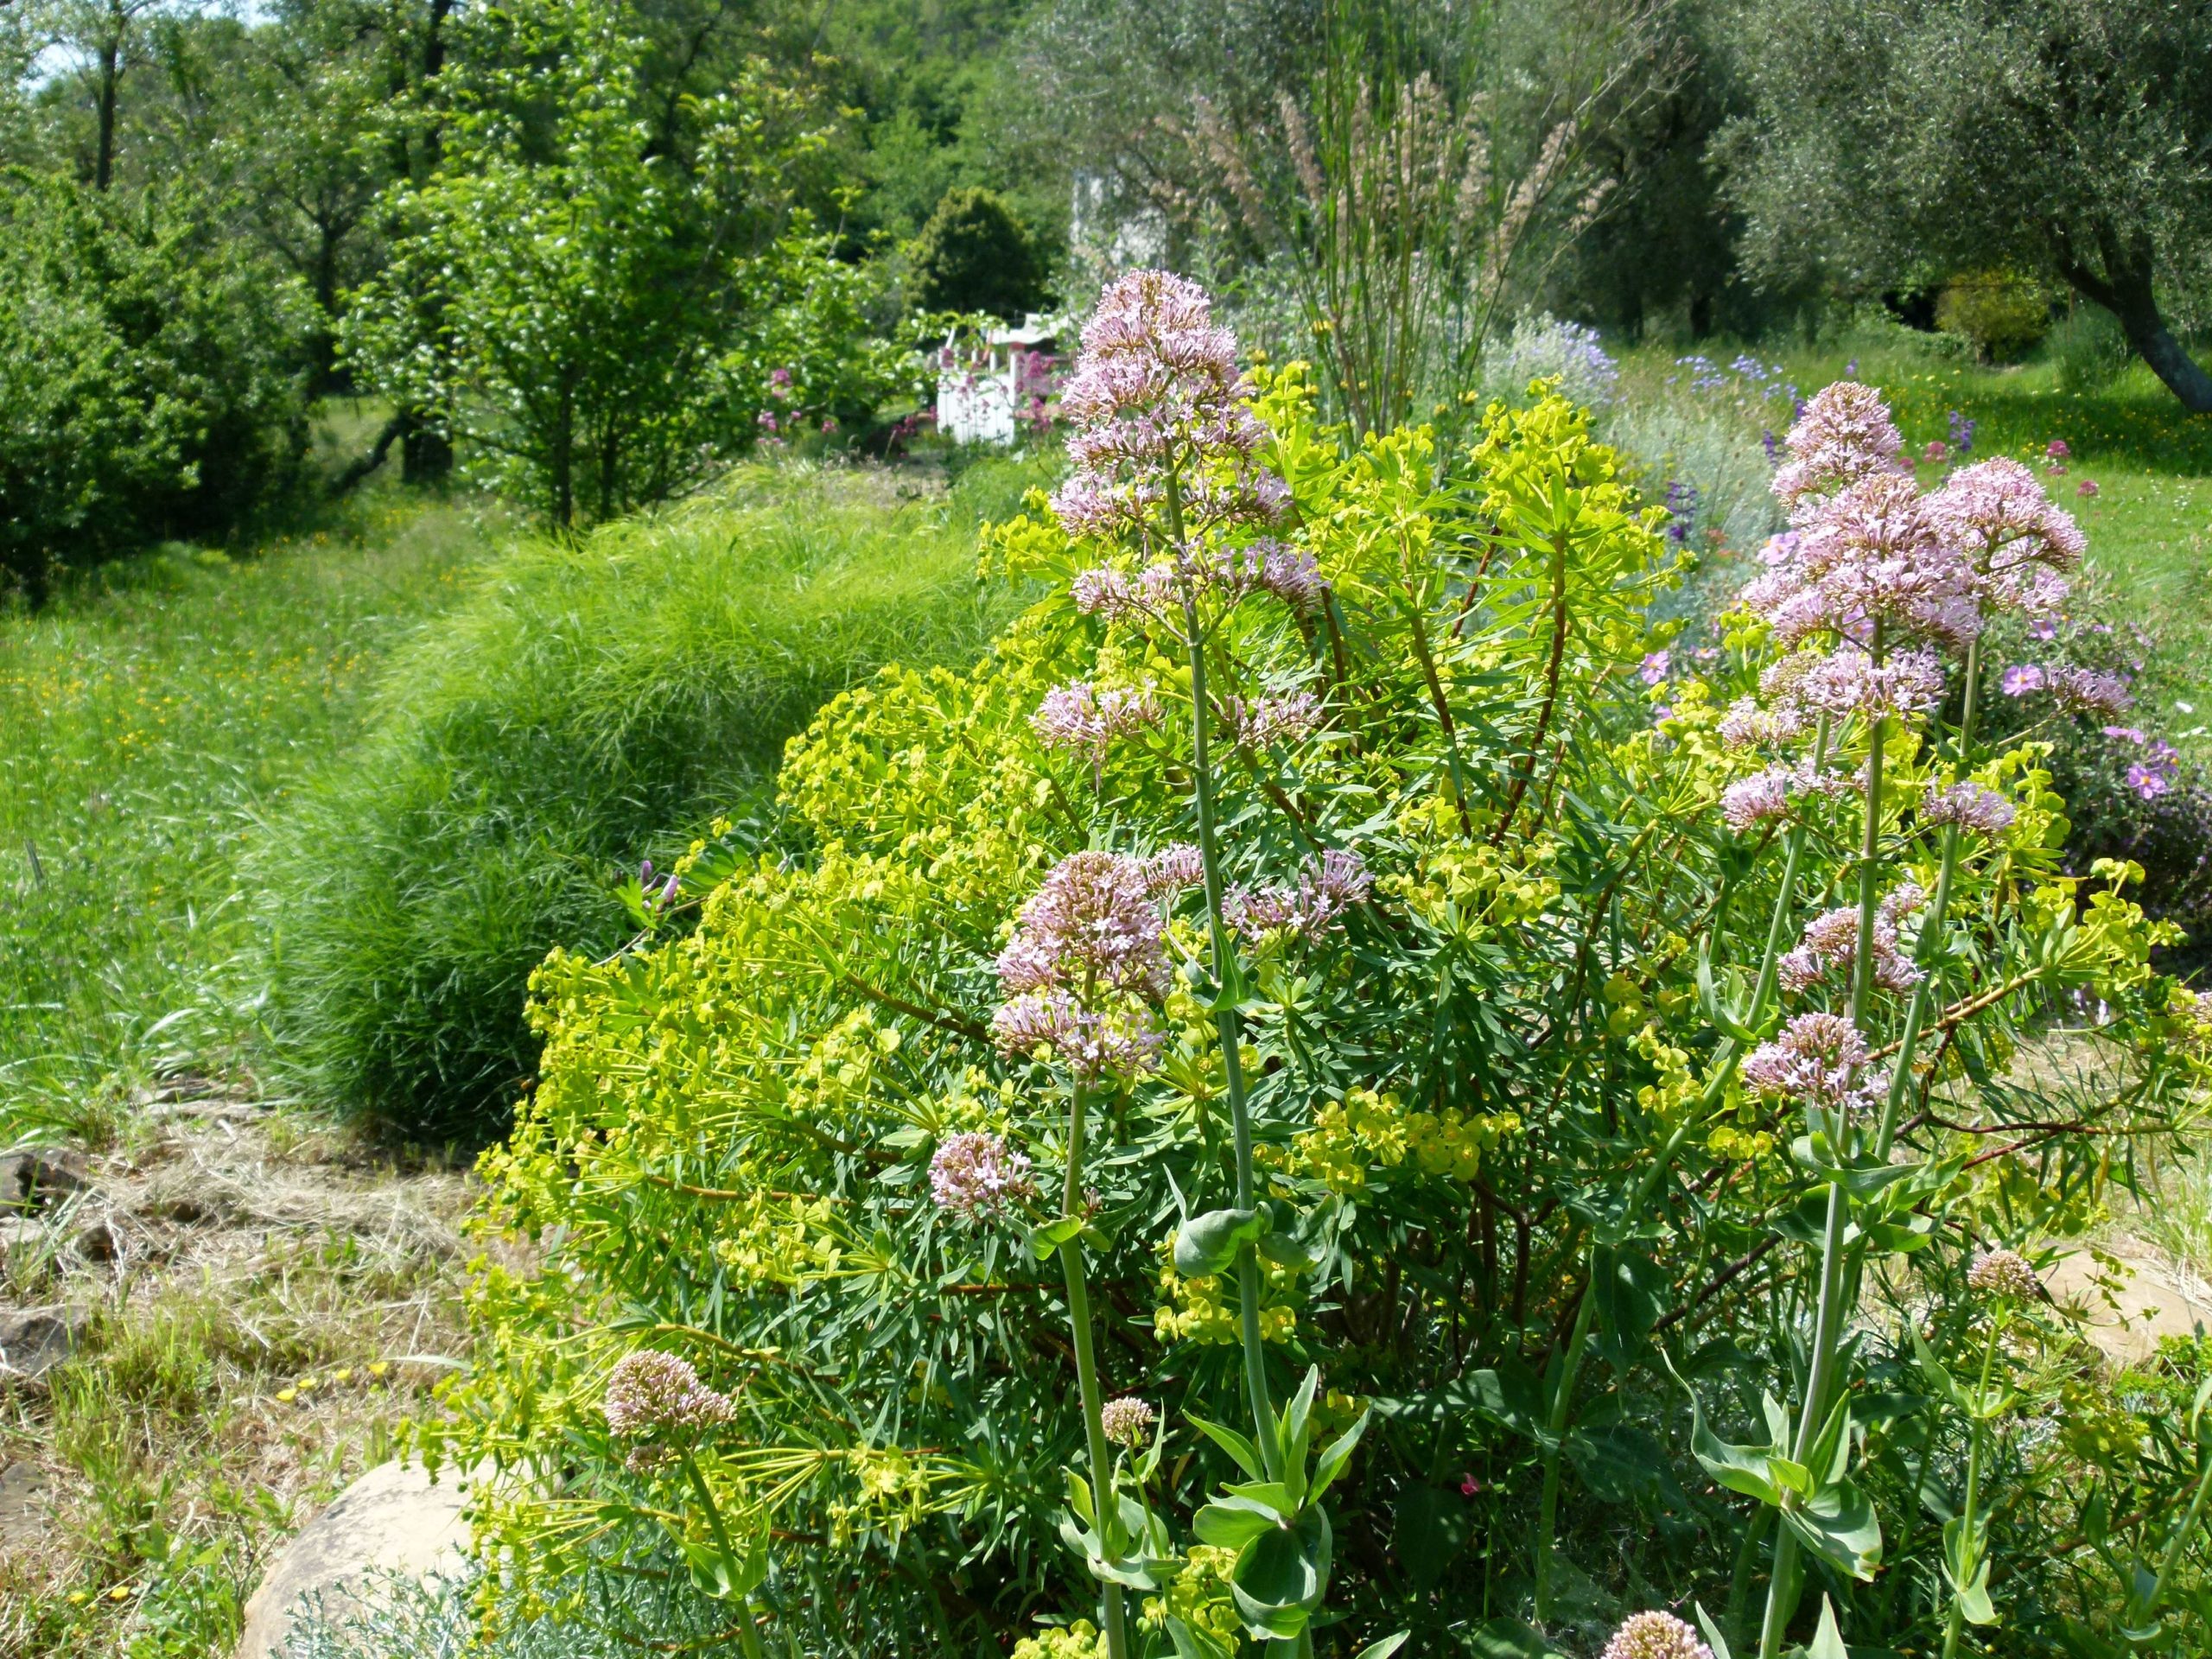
[0, 175, 314, 600]
[1935, 270, 2052, 363]
[907, 187, 1050, 320]
[254, 458, 1042, 1139]
[433, 311, 2202, 1659]
[2051, 304, 2133, 394]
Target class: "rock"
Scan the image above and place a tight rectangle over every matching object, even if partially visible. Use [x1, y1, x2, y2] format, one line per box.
[0, 1305, 88, 1380]
[0, 1460, 51, 1549]
[2044, 1239, 2211, 1368]
[234, 1460, 472, 1659]
[0, 1147, 90, 1215]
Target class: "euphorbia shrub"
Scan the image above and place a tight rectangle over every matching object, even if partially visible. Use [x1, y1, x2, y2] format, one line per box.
[437, 276, 2211, 1659]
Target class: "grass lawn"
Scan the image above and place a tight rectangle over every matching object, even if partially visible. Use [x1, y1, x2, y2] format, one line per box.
[0, 481, 495, 1143]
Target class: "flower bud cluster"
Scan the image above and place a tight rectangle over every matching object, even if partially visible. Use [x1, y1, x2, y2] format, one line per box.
[603, 1351, 735, 1438]
[929, 1131, 1038, 1220]
[1777, 884, 1925, 995]
[1741, 1011, 1888, 1111]
[1225, 849, 1372, 944]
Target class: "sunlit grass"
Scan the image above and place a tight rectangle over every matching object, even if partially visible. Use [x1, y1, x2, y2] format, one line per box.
[0, 499, 493, 1140]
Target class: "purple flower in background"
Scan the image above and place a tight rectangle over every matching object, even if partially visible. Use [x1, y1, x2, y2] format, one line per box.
[2000, 664, 2047, 697]
[2103, 725, 2146, 746]
[1844, 358, 1859, 378]
[2127, 763, 2172, 800]
[1762, 429, 1782, 464]
[2077, 479, 2100, 499]
[2045, 438, 2070, 461]
[1948, 410, 1976, 454]
[1640, 651, 1671, 685]
[1923, 440, 1948, 465]
[2030, 619, 2058, 641]
[2047, 665, 2133, 718]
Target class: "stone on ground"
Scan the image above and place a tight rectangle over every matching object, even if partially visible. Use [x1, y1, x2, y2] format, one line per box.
[2044, 1237, 2211, 1368]
[234, 1460, 471, 1659]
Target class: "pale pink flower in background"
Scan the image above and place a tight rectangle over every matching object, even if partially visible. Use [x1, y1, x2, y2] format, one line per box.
[991, 990, 1165, 1079]
[1225, 849, 1371, 943]
[929, 1132, 1037, 1220]
[604, 1351, 735, 1437]
[1100, 1395, 1156, 1448]
[996, 851, 1169, 999]
[1967, 1249, 2040, 1301]
[1222, 690, 1324, 749]
[1141, 843, 1205, 897]
[1033, 681, 1160, 759]
[1721, 766, 1794, 831]
[1742, 1012, 1885, 1109]
[1921, 779, 2017, 836]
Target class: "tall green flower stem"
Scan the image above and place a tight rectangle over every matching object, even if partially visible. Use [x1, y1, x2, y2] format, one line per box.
[1166, 471, 1277, 1475]
[1058, 1072, 1130, 1659]
[1875, 636, 1981, 1160]
[1941, 1311, 2004, 1659]
[1760, 672, 1889, 1659]
[1535, 718, 1834, 1625]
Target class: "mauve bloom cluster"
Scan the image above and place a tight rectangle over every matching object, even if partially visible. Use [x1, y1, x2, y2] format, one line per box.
[1051, 270, 1285, 539]
[2106, 726, 2182, 800]
[1967, 1248, 2040, 1301]
[1071, 562, 1175, 621]
[1100, 1395, 1156, 1449]
[1927, 458, 2084, 617]
[1718, 697, 1807, 751]
[1223, 690, 1324, 749]
[1225, 849, 1372, 943]
[2005, 662, 2133, 720]
[1778, 884, 1925, 995]
[1787, 645, 1945, 721]
[1742, 1011, 1885, 1110]
[1720, 766, 1794, 832]
[1770, 382, 1906, 522]
[1921, 779, 2017, 836]
[929, 1131, 1037, 1220]
[991, 991, 1165, 1079]
[1208, 538, 1330, 613]
[1600, 1611, 1713, 1659]
[1033, 681, 1160, 758]
[1142, 842, 1205, 896]
[604, 1351, 735, 1437]
[1746, 473, 1980, 651]
[997, 851, 1170, 1000]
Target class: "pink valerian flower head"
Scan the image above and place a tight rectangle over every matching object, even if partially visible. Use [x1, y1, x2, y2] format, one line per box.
[1795, 645, 1944, 721]
[1099, 1395, 1156, 1448]
[1602, 1612, 1713, 1659]
[1225, 849, 1372, 943]
[1777, 885, 1924, 995]
[996, 851, 1169, 999]
[1967, 1248, 2040, 1302]
[1926, 458, 2084, 615]
[1923, 440, 1948, 465]
[1053, 270, 1287, 540]
[2077, 479, 2100, 499]
[1033, 681, 1160, 758]
[991, 990, 1164, 1079]
[1070, 561, 1174, 620]
[1721, 766, 1794, 832]
[2047, 665, 2133, 719]
[1783, 473, 1981, 649]
[1718, 697, 1808, 750]
[1200, 538, 1328, 612]
[929, 1131, 1037, 1220]
[604, 1351, 735, 1437]
[2045, 438, 2070, 461]
[1921, 779, 2017, 836]
[1223, 690, 1324, 749]
[1771, 382, 1905, 523]
[1741, 1012, 1885, 1109]
[1141, 842, 1205, 897]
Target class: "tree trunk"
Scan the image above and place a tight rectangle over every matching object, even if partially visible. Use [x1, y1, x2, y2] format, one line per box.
[2056, 232, 2212, 415]
[93, 21, 121, 191]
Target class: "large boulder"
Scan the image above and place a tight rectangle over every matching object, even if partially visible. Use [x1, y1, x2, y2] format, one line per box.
[235, 1460, 471, 1659]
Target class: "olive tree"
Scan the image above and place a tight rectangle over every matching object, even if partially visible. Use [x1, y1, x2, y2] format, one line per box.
[1719, 0, 2212, 411]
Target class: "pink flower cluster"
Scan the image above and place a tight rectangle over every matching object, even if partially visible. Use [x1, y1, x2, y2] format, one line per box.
[1601, 1611, 1713, 1659]
[1741, 1011, 1886, 1110]
[928, 1130, 1038, 1220]
[1764, 645, 1944, 721]
[990, 991, 1166, 1080]
[1770, 382, 1907, 521]
[1223, 690, 1324, 749]
[1033, 681, 1160, 759]
[1920, 779, 2016, 836]
[1999, 662, 2133, 718]
[1745, 473, 1980, 650]
[1925, 458, 2083, 617]
[1051, 270, 1286, 539]
[1225, 849, 1372, 943]
[997, 851, 1171, 1000]
[1777, 883, 1925, 995]
[604, 1351, 735, 1437]
[1718, 697, 1808, 750]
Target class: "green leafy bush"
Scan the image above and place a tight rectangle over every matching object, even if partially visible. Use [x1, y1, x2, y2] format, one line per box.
[908, 187, 1051, 320]
[430, 281, 2212, 1659]
[255, 459, 1040, 1139]
[0, 175, 313, 600]
[1935, 272, 2052, 364]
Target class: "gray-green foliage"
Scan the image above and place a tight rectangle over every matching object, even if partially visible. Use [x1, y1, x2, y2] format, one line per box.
[1717, 0, 2212, 410]
[254, 457, 1044, 1139]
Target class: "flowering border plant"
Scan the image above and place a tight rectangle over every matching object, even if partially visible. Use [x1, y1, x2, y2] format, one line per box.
[429, 276, 2212, 1659]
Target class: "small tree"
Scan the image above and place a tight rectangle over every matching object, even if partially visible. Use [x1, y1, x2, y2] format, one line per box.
[907, 186, 1047, 320]
[344, 0, 900, 525]
[1720, 0, 2212, 411]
